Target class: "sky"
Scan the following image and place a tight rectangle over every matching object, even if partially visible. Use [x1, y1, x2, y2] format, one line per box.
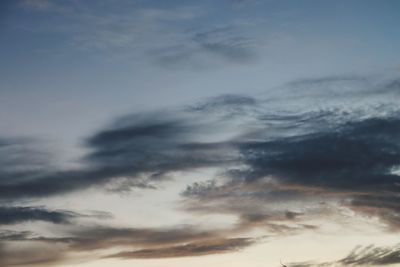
[0, 0, 400, 266]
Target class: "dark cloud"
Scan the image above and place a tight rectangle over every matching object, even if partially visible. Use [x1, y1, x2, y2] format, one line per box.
[0, 230, 33, 241]
[287, 243, 400, 267]
[84, 113, 238, 182]
[240, 117, 400, 191]
[0, 112, 238, 200]
[106, 237, 255, 259]
[181, 115, 400, 234]
[0, 206, 78, 225]
[0, 206, 113, 226]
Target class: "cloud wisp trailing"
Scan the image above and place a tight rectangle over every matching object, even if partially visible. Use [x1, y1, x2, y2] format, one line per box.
[287, 243, 400, 267]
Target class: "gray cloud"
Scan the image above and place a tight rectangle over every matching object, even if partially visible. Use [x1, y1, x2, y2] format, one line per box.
[0, 112, 238, 200]
[0, 206, 112, 226]
[0, 206, 78, 225]
[181, 115, 400, 234]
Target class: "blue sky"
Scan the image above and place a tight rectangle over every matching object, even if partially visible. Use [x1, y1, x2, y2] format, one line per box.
[0, 1, 400, 267]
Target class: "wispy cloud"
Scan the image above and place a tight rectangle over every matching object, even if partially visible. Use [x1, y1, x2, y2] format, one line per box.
[152, 26, 259, 68]
[287, 243, 400, 267]
[14, 0, 261, 68]
[106, 237, 255, 259]
[0, 223, 257, 265]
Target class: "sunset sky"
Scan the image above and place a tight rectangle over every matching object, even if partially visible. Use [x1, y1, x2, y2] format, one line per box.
[1, 1, 400, 266]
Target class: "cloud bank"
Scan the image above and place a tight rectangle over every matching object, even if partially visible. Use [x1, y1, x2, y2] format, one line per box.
[1, 74, 400, 265]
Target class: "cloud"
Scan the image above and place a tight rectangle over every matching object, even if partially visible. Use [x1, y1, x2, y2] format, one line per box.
[1, 76, 399, 235]
[338, 244, 400, 266]
[0, 206, 112, 226]
[185, 94, 257, 116]
[0, 138, 53, 186]
[1, 75, 400, 266]
[181, 177, 323, 236]
[0, 206, 78, 225]
[0, 110, 241, 200]
[0, 230, 33, 241]
[152, 26, 258, 68]
[179, 76, 400, 236]
[287, 243, 400, 267]
[345, 195, 400, 231]
[181, 116, 400, 235]
[239, 117, 400, 190]
[64, 225, 222, 251]
[192, 27, 257, 63]
[15, 0, 260, 69]
[0, 225, 222, 250]
[0, 224, 256, 265]
[106, 237, 255, 259]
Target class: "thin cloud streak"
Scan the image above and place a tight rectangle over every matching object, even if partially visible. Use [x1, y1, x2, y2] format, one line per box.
[105, 238, 256, 259]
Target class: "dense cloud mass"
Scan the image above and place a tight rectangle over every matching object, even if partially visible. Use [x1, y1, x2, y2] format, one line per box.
[0, 75, 400, 265]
